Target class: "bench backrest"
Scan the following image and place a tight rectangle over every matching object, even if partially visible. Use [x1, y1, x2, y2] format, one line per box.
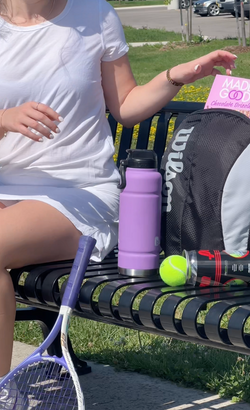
[107, 101, 205, 169]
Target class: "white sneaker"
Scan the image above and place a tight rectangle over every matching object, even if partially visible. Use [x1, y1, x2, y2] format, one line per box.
[0, 380, 28, 410]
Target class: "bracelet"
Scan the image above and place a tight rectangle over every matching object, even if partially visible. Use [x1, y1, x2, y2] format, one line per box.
[0, 109, 8, 138]
[166, 68, 184, 87]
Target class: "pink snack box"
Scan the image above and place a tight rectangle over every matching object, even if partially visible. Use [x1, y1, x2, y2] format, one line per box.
[205, 74, 250, 118]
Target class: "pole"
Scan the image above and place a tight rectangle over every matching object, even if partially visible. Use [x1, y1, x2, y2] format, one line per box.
[248, 9, 250, 45]
[234, 0, 241, 44]
[189, 0, 192, 41]
[179, 5, 185, 41]
[241, 0, 246, 46]
[186, 4, 190, 42]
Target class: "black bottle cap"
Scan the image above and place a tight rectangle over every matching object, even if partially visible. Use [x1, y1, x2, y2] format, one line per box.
[124, 149, 158, 169]
[118, 149, 158, 189]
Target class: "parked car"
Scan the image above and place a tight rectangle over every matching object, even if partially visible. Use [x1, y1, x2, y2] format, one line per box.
[219, 0, 250, 18]
[193, 0, 222, 16]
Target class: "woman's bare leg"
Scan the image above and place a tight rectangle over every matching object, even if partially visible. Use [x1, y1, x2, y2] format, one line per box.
[0, 269, 16, 376]
[0, 200, 82, 376]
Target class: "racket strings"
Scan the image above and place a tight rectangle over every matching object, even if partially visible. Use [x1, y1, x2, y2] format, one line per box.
[2, 361, 78, 409]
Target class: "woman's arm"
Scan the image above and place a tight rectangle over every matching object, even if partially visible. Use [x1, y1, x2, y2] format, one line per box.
[102, 50, 237, 128]
[0, 110, 6, 140]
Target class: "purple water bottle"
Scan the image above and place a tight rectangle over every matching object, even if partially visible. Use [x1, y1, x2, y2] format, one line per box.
[118, 149, 162, 277]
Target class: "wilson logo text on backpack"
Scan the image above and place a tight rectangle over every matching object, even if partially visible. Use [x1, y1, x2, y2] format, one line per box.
[160, 108, 250, 257]
[162, 127, 194, 213]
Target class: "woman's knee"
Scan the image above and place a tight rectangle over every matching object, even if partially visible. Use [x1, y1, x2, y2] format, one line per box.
[0, 235, 10, 269]
[0, 267, 15, 297]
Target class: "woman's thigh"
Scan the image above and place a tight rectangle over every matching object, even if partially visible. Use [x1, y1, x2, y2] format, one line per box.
[0, 200, 82, 269]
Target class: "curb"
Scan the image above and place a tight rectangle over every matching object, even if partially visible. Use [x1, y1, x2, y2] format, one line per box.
[128, 40, 169, 46]
[114, 5, 168, 10]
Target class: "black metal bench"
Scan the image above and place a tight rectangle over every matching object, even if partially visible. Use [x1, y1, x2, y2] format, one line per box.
[12, 100, 250, 376]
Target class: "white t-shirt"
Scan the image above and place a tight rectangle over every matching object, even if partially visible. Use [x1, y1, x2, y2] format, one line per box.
[0, 0, 129, 261]
[0, 0, 128, 188]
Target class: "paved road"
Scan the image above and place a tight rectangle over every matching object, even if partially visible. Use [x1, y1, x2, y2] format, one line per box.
[116, 6, 248, 40]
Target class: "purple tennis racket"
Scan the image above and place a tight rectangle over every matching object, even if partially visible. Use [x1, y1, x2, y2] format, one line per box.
[0, 235, 96, 410]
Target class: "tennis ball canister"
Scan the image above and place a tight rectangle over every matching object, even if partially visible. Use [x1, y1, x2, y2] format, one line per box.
[160, 250, 249, 287]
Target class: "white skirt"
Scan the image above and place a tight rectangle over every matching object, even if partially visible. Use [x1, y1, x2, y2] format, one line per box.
[0, 182, 120, 262]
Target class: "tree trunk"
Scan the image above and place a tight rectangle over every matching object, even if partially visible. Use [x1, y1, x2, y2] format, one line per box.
[248, 7, 250, 45]
[186, 6, 190, 42]
[241, 1, 246, 46]
[234, 0, 241, 44]
[179, 5, 185, 41]
[189, 1, 192, 41]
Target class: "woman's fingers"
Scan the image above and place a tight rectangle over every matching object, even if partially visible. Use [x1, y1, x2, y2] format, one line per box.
[171, 50, 238, 86]
[213, 59, 235, 70]
[209, 50, 237, 65]
[19, 124, 45, 142]
[31, 102, 63, 122]
[25, 119, 54, 139]
[211, 68, 222, 77]
[189, 54, 236, 82]
[0, 102, 64, 142]
[30, 111, 61, 135]
[29, 101, 63, 134]
[194, 51, 237, 74]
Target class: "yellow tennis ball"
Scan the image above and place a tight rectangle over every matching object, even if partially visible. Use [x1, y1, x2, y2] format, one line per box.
[159, 255, 187, 286]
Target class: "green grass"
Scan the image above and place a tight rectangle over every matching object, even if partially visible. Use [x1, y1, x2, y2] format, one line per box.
[14, 311, 250, 403]
[123, 27, 250, 90]
[126, 38, 246, 88]
[124, 26, 184, 42]
[13, 32, 250, 404]
[109, 0, 166, 7]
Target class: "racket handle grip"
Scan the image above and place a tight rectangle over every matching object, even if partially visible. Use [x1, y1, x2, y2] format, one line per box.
[61, 235, 96, 309]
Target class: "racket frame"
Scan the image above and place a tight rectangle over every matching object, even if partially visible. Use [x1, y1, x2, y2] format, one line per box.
[0, 235, 96, 410]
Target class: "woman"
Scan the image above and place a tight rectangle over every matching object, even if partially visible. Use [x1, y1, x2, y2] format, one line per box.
[0, 0, 236, 407]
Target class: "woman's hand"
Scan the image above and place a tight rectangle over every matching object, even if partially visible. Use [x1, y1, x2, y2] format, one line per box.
[169, 50, 237, 85]
[0, 101, 63, 142]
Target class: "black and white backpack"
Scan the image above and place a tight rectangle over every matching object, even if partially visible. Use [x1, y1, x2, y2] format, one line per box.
[160, 108, 250, 257]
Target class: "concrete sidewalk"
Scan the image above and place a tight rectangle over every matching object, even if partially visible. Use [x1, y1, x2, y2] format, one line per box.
[11, 341, 250, 410]
[114, 5, 168, 10]
[129, 41, 169, 46]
